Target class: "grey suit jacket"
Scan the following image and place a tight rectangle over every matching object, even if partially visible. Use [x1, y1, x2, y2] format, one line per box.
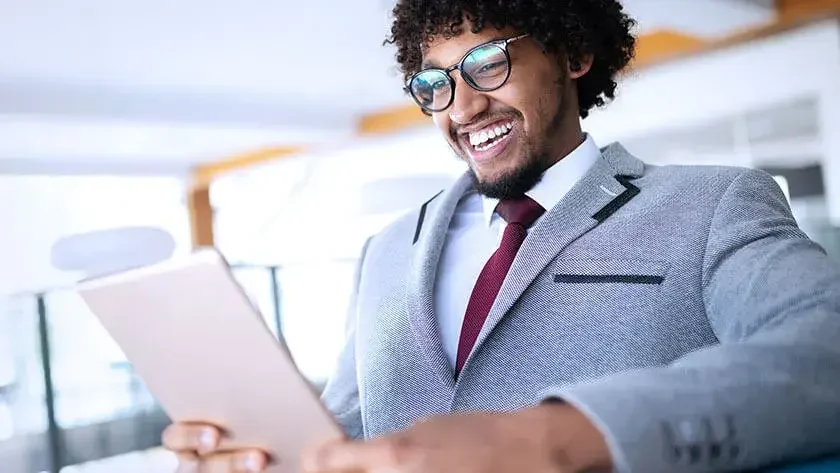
[319, 142, 840, 472]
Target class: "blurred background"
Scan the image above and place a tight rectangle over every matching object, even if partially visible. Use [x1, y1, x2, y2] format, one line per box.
[1, 0, 840, 472]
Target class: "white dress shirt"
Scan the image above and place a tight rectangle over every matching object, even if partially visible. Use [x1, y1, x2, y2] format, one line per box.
[433, 134, 602, 368]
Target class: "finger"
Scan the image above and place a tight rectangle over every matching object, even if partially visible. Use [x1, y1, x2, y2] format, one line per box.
[198, 450, 268, 473]
[162, 423, 221, 454]
[302, 439, 398, 472]
[174, 452, 198, 473]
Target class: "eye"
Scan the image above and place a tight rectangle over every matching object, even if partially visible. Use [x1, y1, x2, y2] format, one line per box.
[475, 61, 505, 75]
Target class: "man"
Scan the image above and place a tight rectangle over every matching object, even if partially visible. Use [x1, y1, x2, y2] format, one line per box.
[163, 0, 840, 472]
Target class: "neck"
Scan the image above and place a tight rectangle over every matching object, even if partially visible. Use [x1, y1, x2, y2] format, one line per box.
[542, 125, 585, 170]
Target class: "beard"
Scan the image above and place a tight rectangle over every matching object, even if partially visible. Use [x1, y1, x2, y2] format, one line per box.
[467, 155, 546, 199]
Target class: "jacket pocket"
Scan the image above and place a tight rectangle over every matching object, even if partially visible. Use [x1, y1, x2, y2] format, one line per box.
[552, 259, 668, 285]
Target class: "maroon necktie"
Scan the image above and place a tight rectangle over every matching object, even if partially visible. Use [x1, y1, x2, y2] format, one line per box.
[455, 196, 545, 373]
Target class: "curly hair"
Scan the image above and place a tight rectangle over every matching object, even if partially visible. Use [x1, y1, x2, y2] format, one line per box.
[386, 0, 637, 119]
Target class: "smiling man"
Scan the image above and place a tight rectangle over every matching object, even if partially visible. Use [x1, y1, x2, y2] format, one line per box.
[163, 1, 840, 472]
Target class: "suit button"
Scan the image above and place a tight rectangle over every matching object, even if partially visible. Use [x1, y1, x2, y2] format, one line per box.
[688, 444, 703, 464]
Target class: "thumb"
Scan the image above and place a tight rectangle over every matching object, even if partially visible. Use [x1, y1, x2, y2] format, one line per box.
[301, 438, 384, 472]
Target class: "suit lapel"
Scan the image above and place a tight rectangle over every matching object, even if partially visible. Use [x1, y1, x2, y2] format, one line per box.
[407, 173, 474, 388]
[465, 143, 645, 368]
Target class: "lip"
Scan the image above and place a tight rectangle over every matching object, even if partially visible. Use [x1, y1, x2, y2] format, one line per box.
[460, 123, 516, 164]
[458, 118, 513, 136]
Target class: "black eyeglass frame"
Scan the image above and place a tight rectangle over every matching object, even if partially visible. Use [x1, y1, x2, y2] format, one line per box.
[404, 33, 530, 113]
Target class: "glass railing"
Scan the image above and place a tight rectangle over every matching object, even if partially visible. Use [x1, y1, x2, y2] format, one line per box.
[0, 261, 355, 473]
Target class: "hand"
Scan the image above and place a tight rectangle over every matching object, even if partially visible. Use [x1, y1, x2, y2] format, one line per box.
[162, 422, 269, 473]
[301, 403, 611, 473]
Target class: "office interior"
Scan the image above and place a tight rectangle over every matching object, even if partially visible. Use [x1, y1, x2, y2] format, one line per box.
[1, 1, 839, 472]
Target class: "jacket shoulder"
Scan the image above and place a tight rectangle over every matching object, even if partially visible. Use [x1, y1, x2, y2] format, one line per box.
[640, 162, 776, 197]
[643, 162, 751, 182]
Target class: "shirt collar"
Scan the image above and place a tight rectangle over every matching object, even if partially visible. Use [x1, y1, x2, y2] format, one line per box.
[481, 133, 601, 226]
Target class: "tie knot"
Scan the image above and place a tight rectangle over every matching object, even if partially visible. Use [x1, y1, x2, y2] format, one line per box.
[496, 196, 545, 227]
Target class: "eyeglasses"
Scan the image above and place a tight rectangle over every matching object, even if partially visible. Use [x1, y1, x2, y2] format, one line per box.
[404, 34, 530, 113]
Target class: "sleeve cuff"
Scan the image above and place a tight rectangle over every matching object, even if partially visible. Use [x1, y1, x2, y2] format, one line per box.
[539, 383, 635, 473]
[537, 374, 723, 473]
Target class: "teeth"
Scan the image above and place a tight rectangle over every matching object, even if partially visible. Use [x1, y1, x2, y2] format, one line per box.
[468, 122, 514, 148]
[475, 136, 506, 151]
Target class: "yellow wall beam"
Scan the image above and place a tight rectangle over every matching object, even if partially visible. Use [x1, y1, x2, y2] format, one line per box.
[192, 145, 305, 189]
[653, 0, 840, 70]
[777, 0, 840, 20]
[187, 145, 303, 248]
[632, 30, 708, 68]
[357, 104, 430, 134]
[187, 185, 214, 248]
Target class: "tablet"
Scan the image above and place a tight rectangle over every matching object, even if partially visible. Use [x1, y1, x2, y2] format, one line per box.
[76, 248, 343, 472]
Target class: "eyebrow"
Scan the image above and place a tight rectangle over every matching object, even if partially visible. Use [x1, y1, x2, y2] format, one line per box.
[419, 37, 506, 71]
[421, 59, 441, 70]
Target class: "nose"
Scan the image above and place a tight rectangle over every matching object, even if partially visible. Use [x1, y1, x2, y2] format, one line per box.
[448, 74, 490, 125]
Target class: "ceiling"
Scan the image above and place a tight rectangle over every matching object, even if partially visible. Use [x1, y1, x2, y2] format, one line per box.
[0, 0, 778, 175]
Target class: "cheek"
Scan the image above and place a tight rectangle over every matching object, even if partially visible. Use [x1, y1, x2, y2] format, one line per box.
[521, 79, 562, 140]
[536, 87, 558, 122]
[494, 81, 554, 135]
[432, 114, 454, 140]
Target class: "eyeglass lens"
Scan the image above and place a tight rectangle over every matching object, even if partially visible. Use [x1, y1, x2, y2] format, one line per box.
[409, 43, 509, 112]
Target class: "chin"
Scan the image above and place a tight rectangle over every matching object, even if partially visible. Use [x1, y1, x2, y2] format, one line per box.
[469, 163, 544, 200]
[462, 146, 545, 199]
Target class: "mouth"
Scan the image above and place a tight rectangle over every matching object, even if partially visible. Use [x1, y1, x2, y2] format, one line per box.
[459, 119, 516, 164]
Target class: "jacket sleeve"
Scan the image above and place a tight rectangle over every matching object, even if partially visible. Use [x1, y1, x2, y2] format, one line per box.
[319, 239, 371, 440]
[540, 169, 840, 473]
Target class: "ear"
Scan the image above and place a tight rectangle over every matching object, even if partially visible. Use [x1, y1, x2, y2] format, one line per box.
[568, 53, 594, 80]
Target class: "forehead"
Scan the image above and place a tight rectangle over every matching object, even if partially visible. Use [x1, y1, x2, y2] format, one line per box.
[421, 26, 517, 67]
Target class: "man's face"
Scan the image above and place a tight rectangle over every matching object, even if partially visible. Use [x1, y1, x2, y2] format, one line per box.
[421, 27, 579, 198]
